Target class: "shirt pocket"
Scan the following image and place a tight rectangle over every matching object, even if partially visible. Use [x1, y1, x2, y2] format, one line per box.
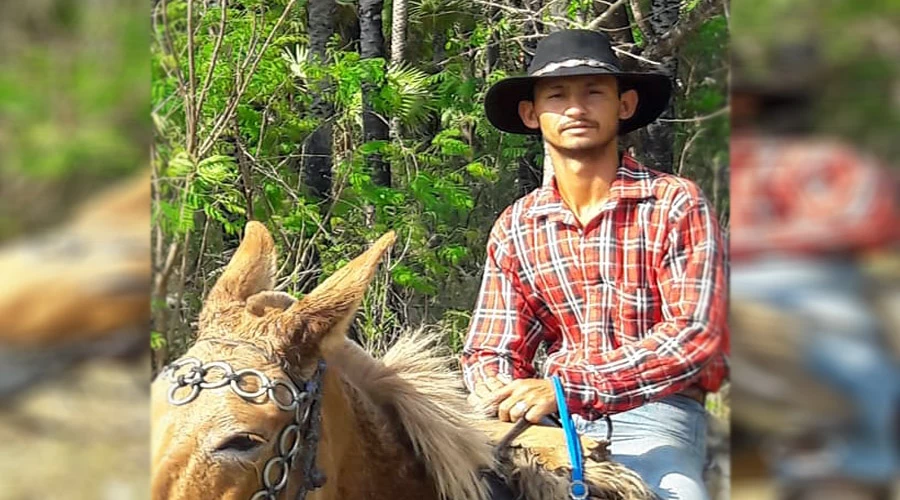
[615, 285, 658, 342]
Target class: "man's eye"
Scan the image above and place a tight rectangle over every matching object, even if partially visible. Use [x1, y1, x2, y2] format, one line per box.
[548, 94, 562, 98]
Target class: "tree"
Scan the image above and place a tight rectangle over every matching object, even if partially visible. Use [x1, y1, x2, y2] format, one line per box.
[302, 0, 337, 200]
[390, 0, 409, 143]
[516, 0, 543, 196]
[391, 0, 408, 65]
[360, 0, 391, 188]
[150, 0, 728, 363]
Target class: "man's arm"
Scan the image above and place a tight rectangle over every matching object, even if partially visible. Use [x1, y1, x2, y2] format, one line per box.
[552, 190, 728, 416]
[461, 214, 545, 410]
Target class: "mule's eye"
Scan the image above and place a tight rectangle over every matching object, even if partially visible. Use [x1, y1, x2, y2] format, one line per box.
[214, 433, 266, 453]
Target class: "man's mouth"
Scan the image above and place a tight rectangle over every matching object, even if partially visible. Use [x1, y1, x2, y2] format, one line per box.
[561, 122, 596, 132]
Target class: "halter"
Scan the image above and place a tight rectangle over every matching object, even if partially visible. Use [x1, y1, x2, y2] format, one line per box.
[162, 351, 327, 500]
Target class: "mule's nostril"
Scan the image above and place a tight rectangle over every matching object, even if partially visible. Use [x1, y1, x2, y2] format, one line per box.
[214, 433, 266, 453]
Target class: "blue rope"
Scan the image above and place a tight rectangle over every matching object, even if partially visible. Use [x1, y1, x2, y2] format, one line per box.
[551, 375, 588, 500]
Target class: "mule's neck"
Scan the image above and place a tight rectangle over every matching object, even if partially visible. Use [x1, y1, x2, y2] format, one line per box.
[307, 367, 438, 500]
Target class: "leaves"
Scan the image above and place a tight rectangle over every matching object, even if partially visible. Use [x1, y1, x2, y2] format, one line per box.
[150, 0, 729, 360]
[151, 331, 167, 351]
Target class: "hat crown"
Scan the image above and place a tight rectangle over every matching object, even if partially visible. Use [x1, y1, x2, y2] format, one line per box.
[527, 30, 623, 76]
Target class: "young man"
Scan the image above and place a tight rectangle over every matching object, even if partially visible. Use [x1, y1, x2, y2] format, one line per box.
[462, 30, 728, 499]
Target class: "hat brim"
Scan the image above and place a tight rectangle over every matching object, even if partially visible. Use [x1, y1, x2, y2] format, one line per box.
[483, 66, 672, 135]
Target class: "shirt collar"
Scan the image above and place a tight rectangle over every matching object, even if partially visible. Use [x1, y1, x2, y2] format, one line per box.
[525, 153, 655, 222]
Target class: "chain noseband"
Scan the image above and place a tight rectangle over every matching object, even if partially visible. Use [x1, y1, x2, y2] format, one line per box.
[163, 356, 327, 500]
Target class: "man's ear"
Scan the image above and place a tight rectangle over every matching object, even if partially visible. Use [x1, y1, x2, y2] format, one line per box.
[518, 100, 540, 130]
[619, 89, 639, 120]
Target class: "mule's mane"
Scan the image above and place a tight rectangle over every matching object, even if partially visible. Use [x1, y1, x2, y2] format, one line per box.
[328, 329, 493, 500]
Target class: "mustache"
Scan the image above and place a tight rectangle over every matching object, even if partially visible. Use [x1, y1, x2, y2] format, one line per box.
[559, 120, 599, 131]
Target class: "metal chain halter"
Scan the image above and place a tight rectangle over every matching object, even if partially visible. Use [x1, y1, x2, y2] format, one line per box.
[163, 356, 327, 500]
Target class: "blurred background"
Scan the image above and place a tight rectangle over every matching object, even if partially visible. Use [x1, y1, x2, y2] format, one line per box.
[730, 0, 900, 498]
[0, 0, 150, 498]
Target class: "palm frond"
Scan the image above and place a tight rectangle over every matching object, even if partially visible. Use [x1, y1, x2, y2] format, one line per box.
[387, 62, 436, 131]
[281, 44, 310, 81]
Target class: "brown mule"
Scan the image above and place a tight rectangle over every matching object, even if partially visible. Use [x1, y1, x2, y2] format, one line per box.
[151, 221, 655, 500]
[152, 222, 496, 500]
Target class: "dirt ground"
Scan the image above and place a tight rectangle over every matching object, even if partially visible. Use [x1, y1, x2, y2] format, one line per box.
[0, 358, 149, 500]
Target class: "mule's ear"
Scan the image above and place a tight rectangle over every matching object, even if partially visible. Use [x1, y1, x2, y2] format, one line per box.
[282, 231, 395, 352]
[204, 221, 278, 308]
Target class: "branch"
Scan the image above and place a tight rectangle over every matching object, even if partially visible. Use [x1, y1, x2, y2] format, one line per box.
[587, 0, 628, 30]
[235, 138, 255, 218]
[152, 239, 180, 368]
[628, 0, 653, 40]
[194, 0, 228, 131]
[198, 0, 297, 158]
[677, 127, 704, 176]
[657, 106, 728, 122]
[186, 0, 197, 155]
[612, 45, 664, 67]
[159, 0, 190, 138]
[646, 0, 724, 60]
[239, 9, 261, 76]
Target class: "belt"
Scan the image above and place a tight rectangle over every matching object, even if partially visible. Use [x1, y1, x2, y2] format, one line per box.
[680, 385, 706, 405]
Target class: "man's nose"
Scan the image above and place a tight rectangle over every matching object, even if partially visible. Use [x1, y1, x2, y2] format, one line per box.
[563, 97, 588, 118]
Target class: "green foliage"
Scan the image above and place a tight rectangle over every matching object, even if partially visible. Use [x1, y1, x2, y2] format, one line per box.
[675, 13, 729, 223]
[151, 331, 168, 351]
[153, 0, 729, 360]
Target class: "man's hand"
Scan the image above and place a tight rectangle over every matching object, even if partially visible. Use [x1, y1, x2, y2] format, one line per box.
[467, 376, 508, 417]
[492, 379, 557, 423]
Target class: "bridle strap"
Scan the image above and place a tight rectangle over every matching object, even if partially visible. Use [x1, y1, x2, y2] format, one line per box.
[163, 354, 327, 500]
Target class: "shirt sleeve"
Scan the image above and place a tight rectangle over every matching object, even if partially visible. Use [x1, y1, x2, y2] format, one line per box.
[550, 191, 728, 415]
[461, 213, 546, 394]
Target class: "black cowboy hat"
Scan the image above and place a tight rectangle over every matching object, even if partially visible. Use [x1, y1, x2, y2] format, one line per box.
[484, 29, 672, 135]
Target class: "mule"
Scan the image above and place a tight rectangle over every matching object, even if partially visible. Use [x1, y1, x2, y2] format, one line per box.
[151, 221, 654, 500]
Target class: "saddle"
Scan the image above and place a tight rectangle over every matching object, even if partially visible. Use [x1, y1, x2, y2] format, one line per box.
[474, 419, 655, 500]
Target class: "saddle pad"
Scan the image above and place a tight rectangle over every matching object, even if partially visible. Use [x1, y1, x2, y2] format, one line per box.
[474, 419, 654, 500]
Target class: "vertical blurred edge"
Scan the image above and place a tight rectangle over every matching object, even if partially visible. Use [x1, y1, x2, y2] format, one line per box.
[0, 0, 151, 498]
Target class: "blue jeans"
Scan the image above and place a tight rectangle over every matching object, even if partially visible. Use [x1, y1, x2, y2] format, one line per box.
[573, 394, 709, 500]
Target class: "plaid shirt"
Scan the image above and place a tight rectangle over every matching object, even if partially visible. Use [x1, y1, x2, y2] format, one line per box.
[731, 133, 898, 260]
[461, 155, 729, 418]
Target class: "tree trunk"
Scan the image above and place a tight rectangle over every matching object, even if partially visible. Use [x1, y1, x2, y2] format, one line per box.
[360, 0, 391, 188]
[485, 6, 500, 78]
[594, 0, 634, 50]
[635, 0, 679, 173]
[389, 0, 407, 141]
[517, 0, 542, 196]
[390, 0, 407, 65]
[302, 0, 337, 200]
[339, 3, 362, 53]
[594, 0, 644, 156]
[538, 0, 571, 186]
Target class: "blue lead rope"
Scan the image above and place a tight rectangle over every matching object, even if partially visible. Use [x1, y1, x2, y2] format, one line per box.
[551, 375, 588, 500]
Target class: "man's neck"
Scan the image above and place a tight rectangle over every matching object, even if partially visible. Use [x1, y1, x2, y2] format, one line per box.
[546, 141, 620, 226]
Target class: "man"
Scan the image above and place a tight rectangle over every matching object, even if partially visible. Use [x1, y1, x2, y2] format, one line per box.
[462, 30, 728, 499]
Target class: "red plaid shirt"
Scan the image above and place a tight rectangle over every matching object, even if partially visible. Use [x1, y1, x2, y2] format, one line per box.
[731, 133, 898, 260]
[461, 155, 729, 417]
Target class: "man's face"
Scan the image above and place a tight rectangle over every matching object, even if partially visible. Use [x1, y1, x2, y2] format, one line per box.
[518, 74, 637, 155]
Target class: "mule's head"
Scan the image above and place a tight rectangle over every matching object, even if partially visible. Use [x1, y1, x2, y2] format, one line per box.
[151, 221, 395, 500]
